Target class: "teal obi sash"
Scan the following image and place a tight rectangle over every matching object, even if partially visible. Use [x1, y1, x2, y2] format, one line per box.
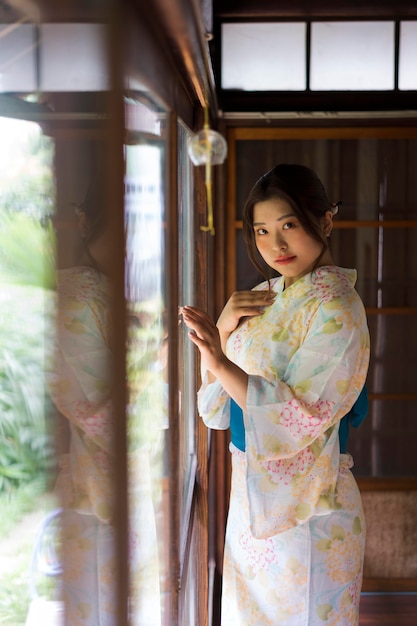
[230, 385, 368, 453]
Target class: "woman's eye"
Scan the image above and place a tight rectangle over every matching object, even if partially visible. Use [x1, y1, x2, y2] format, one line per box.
[283, 222, 295, 230]
[255, 228, 267, 236]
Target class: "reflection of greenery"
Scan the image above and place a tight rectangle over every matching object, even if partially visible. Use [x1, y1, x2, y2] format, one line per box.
[0, 212, 54, 491]
[0, 120, 56, 625]
[0, 212, 56, 289]
[0, 486, 58, 626]
[127, 300, 168, 457]
[0, 479, 46, 537]
[0, 286, 55, 494]
[0, 122, 55, 495]
[0, 120, 55, 290]
[0, 125, 55, 222]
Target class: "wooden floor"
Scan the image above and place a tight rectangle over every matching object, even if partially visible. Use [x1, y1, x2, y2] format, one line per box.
[359, 594, 417, 625]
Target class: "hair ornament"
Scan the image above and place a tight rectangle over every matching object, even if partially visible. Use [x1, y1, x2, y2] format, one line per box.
[330, 201, 342, 215]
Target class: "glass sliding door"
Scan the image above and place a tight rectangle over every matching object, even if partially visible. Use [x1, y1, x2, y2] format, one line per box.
[124, 97, 169, 626]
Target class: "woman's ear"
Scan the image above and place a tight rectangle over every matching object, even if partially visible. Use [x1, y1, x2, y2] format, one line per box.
[321, 210, 334, 238]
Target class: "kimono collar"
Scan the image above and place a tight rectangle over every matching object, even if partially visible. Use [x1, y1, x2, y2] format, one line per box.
[276, 266, 358, 300]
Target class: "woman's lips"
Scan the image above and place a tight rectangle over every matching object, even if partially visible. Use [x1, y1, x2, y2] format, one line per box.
[275, 256, 296, 265]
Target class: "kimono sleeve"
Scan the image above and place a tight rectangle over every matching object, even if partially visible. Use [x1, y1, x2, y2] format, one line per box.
[197, 367, 231, 431]
[245, 291, 370, 461]
[48, 295, 114, 454]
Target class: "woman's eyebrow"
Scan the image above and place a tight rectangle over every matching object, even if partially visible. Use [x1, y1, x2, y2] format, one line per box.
[253, 212, 295, 226]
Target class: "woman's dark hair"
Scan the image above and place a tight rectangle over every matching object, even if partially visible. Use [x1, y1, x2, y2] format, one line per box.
[73, 173, 107, 270]
[79, 180, 107, 242]
[242, 163, 334, 282]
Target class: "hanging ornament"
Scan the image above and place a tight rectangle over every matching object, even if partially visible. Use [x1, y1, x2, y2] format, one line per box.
[187, 108, 227, 235]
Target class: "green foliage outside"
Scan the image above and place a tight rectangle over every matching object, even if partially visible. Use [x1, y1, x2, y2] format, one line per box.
[0, 283, 55, 494]
[0, 117, 57, 624]
[0, 119, 56, 496]
[0, 211, 56, 290]
[0, 482, 58, 626]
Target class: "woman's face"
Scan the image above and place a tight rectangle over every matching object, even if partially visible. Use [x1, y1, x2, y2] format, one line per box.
[253, 197, 331, 288]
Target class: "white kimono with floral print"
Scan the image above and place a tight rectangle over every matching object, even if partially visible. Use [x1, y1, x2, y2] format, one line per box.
[48, 267, 161, 626]
[198, 266, 370, 626]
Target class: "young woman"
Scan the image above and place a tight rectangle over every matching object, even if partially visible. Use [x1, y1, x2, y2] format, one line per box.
[48, 182, 161, 626]
[48, 183, 117, 625]
[182, 163, 370, 626]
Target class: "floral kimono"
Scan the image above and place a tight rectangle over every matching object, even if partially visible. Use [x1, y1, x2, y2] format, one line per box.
[198, 266, 370, 626]
[48, 266, 161, 626]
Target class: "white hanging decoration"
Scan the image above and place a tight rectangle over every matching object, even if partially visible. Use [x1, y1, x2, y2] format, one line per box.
[187, 108, 227, 235]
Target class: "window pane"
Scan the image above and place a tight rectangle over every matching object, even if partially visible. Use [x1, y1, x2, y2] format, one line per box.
[40, 24, 109, 92]
[0, 25, 37, 92]
[0, 116, 58, 624]
[399, 21, 417, 90]
[182, 523, 198, 625]
[221, 23, 306, 91]
[311, 22, 395, 90]
[178, 121, 196, 531]
[125, 99, 168, 626]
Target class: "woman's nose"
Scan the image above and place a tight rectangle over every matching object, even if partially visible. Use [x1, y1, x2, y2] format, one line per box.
[272, 232, 287, 250]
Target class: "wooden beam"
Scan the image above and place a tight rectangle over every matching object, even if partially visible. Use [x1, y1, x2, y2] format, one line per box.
[218, 91, 417, 114]
[214, 0, 417, 19]
[359, 592, 417, 622]
[148, 0, 218, 115]
[228, 126, 417, 139]
[362, 578, 417, 593]
[358, 478, 417, 491]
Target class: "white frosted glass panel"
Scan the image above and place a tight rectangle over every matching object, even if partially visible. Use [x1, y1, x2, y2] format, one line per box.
[399, 22, 417, 90]
[0, 25, 37, 92]
[311, 22, 395, 90]
[40, 24, 109, 91]
[222, 23, 306, 91]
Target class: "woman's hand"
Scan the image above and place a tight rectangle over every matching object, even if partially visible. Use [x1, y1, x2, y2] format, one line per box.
[180, 306, 226, 374]
[180, 305, 249, 409]
[216, 289, 275, 337]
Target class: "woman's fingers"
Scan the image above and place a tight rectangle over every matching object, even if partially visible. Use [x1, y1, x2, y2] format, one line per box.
[180, 306, 225, 374]
[180, 306, 209, 327]
[180, 306, 214, 338]
[228, 290, 275, 313]
[231, 289, 275, 304]
[180, 290, 275, 341]
[216, 289, 276, 333]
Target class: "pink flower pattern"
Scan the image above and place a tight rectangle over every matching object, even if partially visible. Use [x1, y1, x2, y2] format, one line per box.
[279, 398, 333, 439]
[262, 447, 316, 486]
[239, 529, 277, 574]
